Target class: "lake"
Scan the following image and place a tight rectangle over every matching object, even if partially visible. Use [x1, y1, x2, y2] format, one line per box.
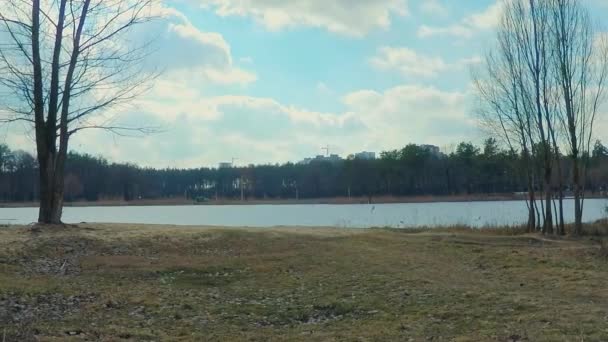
[1, 199, 606, 228]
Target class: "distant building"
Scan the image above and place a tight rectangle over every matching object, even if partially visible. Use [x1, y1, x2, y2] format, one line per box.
[218, 162, 233, 169]
[354, 151, 376, 160]
[298, 154, 343, 164]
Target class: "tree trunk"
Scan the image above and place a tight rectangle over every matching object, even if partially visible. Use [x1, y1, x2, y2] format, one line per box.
[526, 170, 536, 233]
[572, 157, 583, 235]
[544, 177, 553, 235]
[527, 192, 536, 233]
[37, 158, 54, 223]
[556, 160, 565, 235]
[37, 153, 64, 224]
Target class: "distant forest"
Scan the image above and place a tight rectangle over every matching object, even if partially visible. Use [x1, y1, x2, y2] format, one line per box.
[1, 138, 608, 203]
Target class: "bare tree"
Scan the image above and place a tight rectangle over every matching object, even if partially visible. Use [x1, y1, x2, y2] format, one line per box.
[513, 0, 558, 234]
[550, 0, 608, 235]
[477, 0, 607, 234]
[474, 0, 559, 233]
[0, 0, 158, 224]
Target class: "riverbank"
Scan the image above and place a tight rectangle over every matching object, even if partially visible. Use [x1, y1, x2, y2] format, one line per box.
[5, 193, 607, 208]
[1, 223, 607, 340]
[0, 194, 538, 208]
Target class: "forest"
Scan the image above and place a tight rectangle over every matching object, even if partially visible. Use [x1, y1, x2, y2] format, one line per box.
[1, 138, 607, 204]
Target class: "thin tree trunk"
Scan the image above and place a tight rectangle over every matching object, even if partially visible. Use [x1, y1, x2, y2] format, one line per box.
[527, 189, 536, 232]
[544, 171, 553, 235]
[525, 155, 536, 232]
[537, 167, 546, 232]
[557, 162, 565, 235]
[572, 157, 583, 235]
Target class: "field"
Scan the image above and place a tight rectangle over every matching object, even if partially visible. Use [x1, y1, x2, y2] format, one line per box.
[1, 223, 607, 341]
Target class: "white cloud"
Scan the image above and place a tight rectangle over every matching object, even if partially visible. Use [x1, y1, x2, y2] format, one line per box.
[465, 1, 504, 30]
[370, 46, 482, 78]
[54, 82, 475, 168]
[342, 85, 476, 149]
[418, 0, 504, 39]
[140, 84, 356, 129]
[200, 0, 409, 37]
[370, 47, 448, 78]
[418, 25, 475, 39]
[316, 82, 332, 95]
[419, 0, 448, 17]
[459, 56, 483, 66]
[141, 4, 256, 85]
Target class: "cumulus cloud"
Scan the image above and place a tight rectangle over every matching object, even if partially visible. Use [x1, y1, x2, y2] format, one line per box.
[370, 47, 448, 78]
[342, 85, 475, 148]
[419, 0, 448, 17]
[370, 46, 483, 78]
[200, 0, 409, 37]
[64, 88, 367, 167]
[140, 4, 256, 85]
[417, 0, 504, 39]
[55, 82, 476, 168]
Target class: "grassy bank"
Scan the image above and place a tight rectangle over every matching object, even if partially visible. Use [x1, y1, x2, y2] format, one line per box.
[1, 224, 607, 341]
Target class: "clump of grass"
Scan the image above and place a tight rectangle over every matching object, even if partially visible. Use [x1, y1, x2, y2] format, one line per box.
[375, 224, 528, 236]
[599, 239, 608, 259]
[562, 220, 608, 236]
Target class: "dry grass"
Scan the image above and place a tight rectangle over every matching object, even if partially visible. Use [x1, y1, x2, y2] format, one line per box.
[575, 219, 608, 236]
[1, 223, 608, 341]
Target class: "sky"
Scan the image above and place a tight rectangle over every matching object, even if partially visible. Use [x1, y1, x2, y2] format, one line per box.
[2, 0, 608, 168]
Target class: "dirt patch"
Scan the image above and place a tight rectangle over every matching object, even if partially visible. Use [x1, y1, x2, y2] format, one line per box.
[255, 302, 369, 327]
[0, 293, 96, 324]
[157, 267, 248, 287]
[0, 292, 97, 340]
[16, 236, 99, 276]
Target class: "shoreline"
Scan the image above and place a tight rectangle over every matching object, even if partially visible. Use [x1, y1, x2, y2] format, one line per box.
[0, 194, 533, 208]
[1, 193, 606, 208]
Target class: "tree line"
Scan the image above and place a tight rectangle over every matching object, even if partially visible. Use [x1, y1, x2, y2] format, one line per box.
[1, 139, 608, 205]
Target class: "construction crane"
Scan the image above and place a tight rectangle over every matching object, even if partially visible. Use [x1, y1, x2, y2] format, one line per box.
[322, 145, 330, 157]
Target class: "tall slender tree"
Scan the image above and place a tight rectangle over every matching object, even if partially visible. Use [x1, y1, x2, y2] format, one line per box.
[550, 0, 608, 235]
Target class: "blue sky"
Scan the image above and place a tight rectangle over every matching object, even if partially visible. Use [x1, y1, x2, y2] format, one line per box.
[3, 0, 608, 168]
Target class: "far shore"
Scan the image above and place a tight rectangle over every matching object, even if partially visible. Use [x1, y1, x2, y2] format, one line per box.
[2, 193, 606, 208]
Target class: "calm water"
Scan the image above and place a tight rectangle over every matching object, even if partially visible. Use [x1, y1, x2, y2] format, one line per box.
[1, 199, 606, 228]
